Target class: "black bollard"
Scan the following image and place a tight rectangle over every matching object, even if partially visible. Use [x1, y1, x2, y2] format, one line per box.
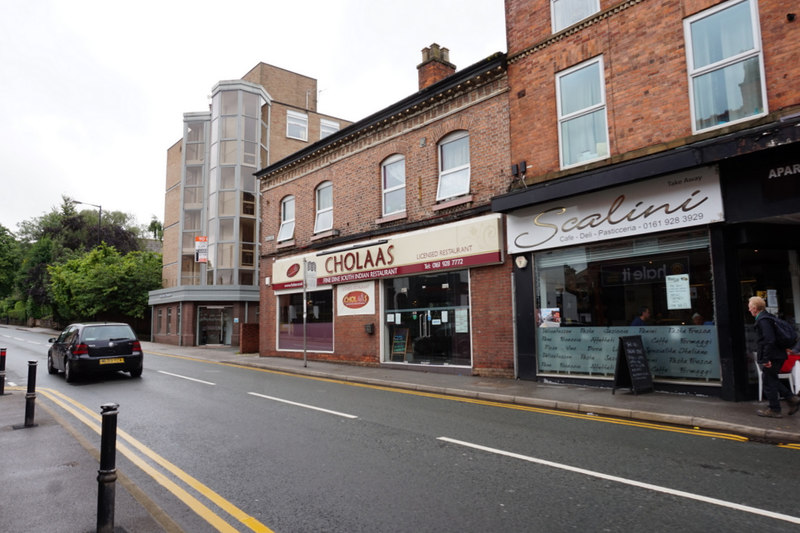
[0, 348, 6, 396]
[97, 403, 119, 533]
[24, 361, 37, 427]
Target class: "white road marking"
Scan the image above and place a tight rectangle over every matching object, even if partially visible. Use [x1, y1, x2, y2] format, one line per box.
[157, 370, 216, 386]
[437, 437, 800, 525]
[248, 392, 358, 419]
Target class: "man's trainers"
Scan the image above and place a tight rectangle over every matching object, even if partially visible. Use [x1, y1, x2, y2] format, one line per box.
[757, 408, 783, 418]
[788, 396, 800, 416]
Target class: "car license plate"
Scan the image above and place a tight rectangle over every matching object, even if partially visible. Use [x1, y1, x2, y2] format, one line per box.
[100, 358, 125, 365]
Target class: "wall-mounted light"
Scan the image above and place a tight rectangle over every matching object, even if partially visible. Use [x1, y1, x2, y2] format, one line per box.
[515, 256, 528, 270]
[788, 13, 796, 22]
[364, 323, 375, 335]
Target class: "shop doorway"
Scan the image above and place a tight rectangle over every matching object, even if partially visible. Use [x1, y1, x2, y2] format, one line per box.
[198, 306, 233, 345]
[738, 248, 800, 352]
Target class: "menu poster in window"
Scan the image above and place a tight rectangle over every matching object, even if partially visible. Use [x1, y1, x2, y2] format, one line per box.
[665, 274, 691, 310]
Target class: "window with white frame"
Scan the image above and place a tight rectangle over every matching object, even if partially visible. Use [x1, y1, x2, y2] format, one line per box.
[320, 119, 339, 139]
[287, 110, 308, 141]
[314, 181, 333, 233]
[277, 195, 295, 242]
[551, 0, 600, 33]
[684, 0, 766, 133]
[437, 131, 470, 201]
[381, 155, 406, 216]
[556, 57, 609, 169]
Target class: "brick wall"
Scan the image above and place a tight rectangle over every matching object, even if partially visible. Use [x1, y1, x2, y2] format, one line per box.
[505, 0, 800, 181]
[260, 75, 511, 250]
[162, 140, 183, 287]
[258, 67, 515, 374]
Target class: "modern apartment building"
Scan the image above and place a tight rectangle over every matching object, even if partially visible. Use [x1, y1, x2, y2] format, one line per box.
[256, 45, 515, 376]
[494, 0, 800, 399]
[149, 63, 351, 347]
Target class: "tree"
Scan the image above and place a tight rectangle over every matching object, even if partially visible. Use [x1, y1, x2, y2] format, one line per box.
[48, 244, 162, 322]
[0, 225, 20, 299]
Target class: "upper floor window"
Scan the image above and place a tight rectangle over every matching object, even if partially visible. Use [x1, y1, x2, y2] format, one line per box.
[437, 131, 470, 201]
[552, 0, 599, 33]
[320, 119, 340, 139]
[382, 155, 406, 216]
[314, 182, 333, 233]
[287, 110, 308, 141]
[278, 196, 295, 242]
[684, 0, 765, 133]
[556, 56, 609, 169]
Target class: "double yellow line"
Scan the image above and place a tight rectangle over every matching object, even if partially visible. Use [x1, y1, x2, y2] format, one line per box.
[38, 387, 273, 533]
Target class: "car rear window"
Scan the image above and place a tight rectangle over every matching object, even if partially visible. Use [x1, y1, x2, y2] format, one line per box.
[83, 325, 135, 342]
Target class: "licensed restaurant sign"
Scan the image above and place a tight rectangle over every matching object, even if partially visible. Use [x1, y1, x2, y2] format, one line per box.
[506, 166, 724, 253]
[271, 214, 504, 290]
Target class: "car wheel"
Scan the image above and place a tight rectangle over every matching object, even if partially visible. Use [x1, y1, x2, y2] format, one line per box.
[47, 353, 58, 375]
[64, 359, 77, 383]
[129, 366, 143, 378]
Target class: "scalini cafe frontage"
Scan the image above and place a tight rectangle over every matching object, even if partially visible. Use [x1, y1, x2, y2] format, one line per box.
[493, 133, 800, 401]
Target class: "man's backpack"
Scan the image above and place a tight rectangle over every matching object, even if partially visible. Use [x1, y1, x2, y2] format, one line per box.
[765, 315, 799, 350]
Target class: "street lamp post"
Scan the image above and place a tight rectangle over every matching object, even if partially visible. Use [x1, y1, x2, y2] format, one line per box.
[73, 200, 102, 246]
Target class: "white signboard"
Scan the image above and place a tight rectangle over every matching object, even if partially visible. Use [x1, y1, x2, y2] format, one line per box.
[194, 236, 208, 263]
[506, 166, 724, 253]
[272, 214, 503, 290]
[336, 281, 375, 316]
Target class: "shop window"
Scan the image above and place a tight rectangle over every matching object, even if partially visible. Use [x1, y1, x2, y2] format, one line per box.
[278, 289, 333, 351]
[437, 131, 470, 201]
[557, 57, 609, 169]
[551, 0, 599, 33]
[532, 230, 719, 382]
[156, 309, 162, 334]
[287, 110, 308, 141]
[684, 0, 766, 133]
[166, 308, 172, 334]
[381, 154, 406, 216]
[278, 195, 295, 242]
[314, 181, 333, 233]
[383, 271, 471, 366]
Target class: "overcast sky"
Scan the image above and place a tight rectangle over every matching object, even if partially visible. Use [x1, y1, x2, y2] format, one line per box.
[0, 0, 506, 233]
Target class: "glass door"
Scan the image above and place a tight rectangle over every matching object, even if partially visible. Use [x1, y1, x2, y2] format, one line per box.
[198, 306, 233, 345]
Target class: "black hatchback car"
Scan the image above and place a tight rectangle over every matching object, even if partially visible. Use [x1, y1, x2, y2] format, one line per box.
[48, 322, 143, 382]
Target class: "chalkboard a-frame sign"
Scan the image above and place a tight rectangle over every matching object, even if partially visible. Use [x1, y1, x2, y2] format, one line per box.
[612, 336, 654, 395]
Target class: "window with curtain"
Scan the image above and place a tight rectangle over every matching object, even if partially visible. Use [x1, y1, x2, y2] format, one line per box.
[551, 0, 599, 33]
[382, 154, 406, 216]
[314, 181, 333, 233]
[684, 0, 765, 133]
[320, 119, 339, 139]
[287, 110, 308, 141]
[278, 195, 295, 242]
[556, 57, 609, 169]
[437, 131, 470, 201]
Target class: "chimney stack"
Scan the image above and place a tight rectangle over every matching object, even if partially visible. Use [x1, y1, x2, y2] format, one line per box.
[417, 43, 456, 90]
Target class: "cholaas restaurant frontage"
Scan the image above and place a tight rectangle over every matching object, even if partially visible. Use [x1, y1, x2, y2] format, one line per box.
[264, 214, 512, 374]
[493, 118, 800, 401]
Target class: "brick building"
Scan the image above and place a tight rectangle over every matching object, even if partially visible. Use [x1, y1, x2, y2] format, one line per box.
[149, 63, 351, 347]
[256, 46, 515, 376]
[494, 0, 800, 399]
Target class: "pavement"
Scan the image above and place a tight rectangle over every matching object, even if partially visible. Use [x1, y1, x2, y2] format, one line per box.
[2, 325, 800, 532]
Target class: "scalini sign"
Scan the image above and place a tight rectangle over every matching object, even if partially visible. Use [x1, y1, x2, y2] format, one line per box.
[506, 166, 725, 253]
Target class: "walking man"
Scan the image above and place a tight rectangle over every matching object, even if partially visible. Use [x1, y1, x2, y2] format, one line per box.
[748, 296, 800, 418]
